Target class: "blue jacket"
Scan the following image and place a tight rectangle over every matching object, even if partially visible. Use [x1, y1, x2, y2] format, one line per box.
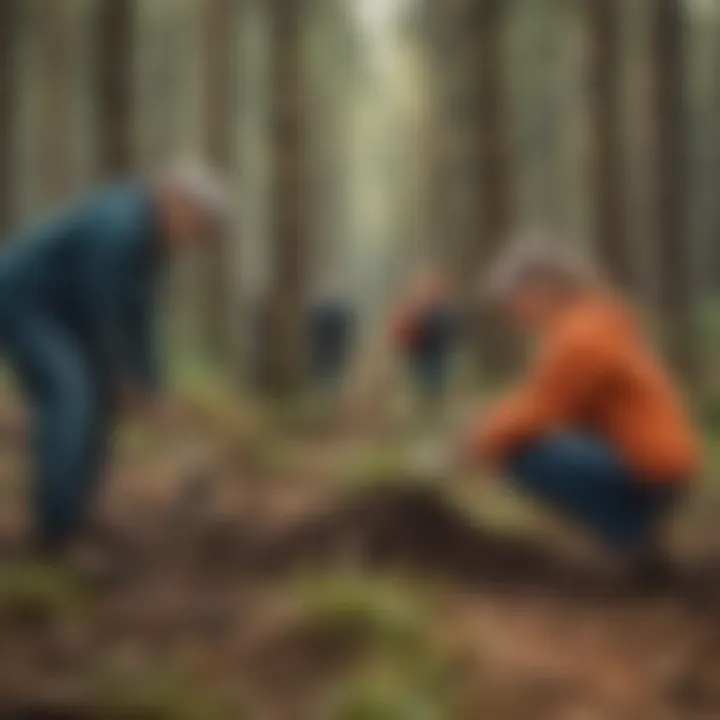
[0, 185, 163, 393]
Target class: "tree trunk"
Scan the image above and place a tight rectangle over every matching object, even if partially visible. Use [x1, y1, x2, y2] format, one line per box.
[95, 0, 135, 179]
[201, 0, 238, 367]
[475, 0, 512, 272]
[423, 0, 465, 275]
[651, 0, 697, 383]
[588, 0, 633, 292]
[713, 6, 720, 291]
[43, 0, 74, 203]
[426, 0, 487, 284]
[0, 0, 19, 234]
[266, 0, 307, 398]
[473, 0, 515, 376]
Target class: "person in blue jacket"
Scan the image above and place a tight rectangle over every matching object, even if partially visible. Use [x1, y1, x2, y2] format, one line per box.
[308, 289, 356, 408]
[0, 163, 229, 556]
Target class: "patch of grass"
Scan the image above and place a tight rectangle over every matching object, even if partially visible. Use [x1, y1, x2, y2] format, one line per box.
[0, 561, 85, 625]
[89, 664, 241, 720]
[697, 419, 720, 484]
[341, 446, 410, 489]
[291, 576, 463, 719]
[174, 375, 299, 477]
[292, 576, 435, 659]
[236, 431, 296, 477]
[117, 420, 158, 459]
[322, 656, 459, 720]
[271, 394, 329, 434]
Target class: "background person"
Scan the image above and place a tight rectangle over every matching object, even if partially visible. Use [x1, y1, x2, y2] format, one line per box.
[308, 288, 356, 415]
[390, 269, 458, 425]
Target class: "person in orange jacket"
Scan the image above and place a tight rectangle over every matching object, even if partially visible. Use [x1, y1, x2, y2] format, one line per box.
[390, 270, 458, 419]
[458, 241, 700, 570]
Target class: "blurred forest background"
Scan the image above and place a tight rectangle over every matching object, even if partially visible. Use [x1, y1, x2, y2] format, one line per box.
[3, 0, 720, 397]
[3, 1, 720, 719]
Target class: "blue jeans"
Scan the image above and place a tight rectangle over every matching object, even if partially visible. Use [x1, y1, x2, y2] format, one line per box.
[505, 434, 684, 549]
[4, 316, 112, 550]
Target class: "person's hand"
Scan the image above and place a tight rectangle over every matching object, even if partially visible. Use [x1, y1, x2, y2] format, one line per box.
[450, 426, 483, 477]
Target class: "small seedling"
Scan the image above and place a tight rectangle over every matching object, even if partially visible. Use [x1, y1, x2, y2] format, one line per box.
[0, 561, 85, 627]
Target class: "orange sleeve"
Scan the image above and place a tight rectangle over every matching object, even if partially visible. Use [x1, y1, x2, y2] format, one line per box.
[477, 325, 614, 460]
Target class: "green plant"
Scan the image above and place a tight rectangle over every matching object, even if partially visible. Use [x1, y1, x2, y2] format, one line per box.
[89, 665, 240, 720]
[293, 576, 433, 659]
[323, 660, 455, 720]
[342, 446, 409, 489]
[0, 561, 85, 625]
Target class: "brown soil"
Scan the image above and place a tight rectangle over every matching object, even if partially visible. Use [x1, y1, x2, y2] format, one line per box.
[1, 427, 720, 719]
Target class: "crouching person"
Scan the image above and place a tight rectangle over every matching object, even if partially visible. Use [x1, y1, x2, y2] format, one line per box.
[0, 162, 229, 557]
[459, 242, 700, 579]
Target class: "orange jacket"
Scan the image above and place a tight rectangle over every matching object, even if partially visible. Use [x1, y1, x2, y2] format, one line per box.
[478, 296, 700, 482]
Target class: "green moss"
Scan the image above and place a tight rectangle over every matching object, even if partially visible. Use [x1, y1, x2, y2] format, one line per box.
[293, 576, 434, 659]
[323, 657, 458, 720]
[89, 665, 241, 720]
[0, 561, 86, 625]
[342, 446, 410, 489]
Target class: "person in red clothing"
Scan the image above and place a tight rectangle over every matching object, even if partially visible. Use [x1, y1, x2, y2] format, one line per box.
[459, 241, 700, 569]
[390, 270, 458, 420]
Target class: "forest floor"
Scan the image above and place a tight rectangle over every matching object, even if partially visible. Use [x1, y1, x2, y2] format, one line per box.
[1, 392, 720, 720]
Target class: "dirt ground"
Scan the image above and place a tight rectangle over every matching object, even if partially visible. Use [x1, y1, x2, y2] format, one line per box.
[1, 409, 720, 720]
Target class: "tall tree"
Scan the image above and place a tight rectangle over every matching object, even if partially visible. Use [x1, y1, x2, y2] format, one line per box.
[651, 0, 697, 381]
[475, 0, 512, 272]
[202, 0, 238, 366]
[423, 0, 467, 276]
[713, 4, 720, 288]
[587, 0, 633, 291]
[266, 0, 307, 397]
[42, 0, 74, 202]
[95, 0, 135, 179]
[0, 0, 19, 234]
[473, 0, 515, 374]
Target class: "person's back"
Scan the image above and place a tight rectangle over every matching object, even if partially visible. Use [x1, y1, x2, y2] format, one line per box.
[413, 303, 457, 359]
[309, 301, 354, 373]
[542, 298, 699, 480]
[465, 239, 700, 566]
[390, 271, 458, 422]
[0, 185, 156, 337]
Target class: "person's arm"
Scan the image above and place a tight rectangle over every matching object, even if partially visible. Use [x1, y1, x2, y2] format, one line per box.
[476, 327, 614, 461]
[84, 221, 162, 406]
[84, 244, 128, 400]
[120, 266, 162, 396]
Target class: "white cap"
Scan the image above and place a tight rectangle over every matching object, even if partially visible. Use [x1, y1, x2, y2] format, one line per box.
[482, 232, 594, 303]
[161, 159, 231, 220]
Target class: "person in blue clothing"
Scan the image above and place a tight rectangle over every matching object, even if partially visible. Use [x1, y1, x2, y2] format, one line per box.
[308, 289, 356, 410]
[0, 163, 229, 556]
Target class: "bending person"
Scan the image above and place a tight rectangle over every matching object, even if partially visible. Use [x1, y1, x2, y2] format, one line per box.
[0, 163, 229, 556]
